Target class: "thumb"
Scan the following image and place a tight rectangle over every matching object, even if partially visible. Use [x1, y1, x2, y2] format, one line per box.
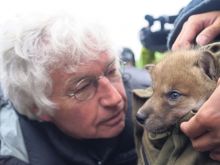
[180, 117, 207, 139]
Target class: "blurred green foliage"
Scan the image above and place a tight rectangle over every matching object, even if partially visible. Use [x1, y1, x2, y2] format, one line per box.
[136, 47, 164, 68]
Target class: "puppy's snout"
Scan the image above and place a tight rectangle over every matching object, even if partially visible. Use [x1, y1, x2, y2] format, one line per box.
[136, 112, 147, 125]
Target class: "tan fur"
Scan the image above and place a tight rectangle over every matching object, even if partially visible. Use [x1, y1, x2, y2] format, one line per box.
[136, 47, 220, 133]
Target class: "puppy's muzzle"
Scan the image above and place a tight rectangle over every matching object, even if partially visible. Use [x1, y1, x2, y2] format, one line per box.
[136, 112, 147, 125]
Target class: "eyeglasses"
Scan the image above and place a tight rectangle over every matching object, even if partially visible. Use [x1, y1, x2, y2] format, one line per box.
[66, 59, 123, 101]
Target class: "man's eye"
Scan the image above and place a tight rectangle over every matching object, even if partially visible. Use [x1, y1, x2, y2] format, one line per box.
[106, 68, 118, 76]
[73, 80, 92, 93]
[68, 79, 92, 95]
[166, 90, 182, 100]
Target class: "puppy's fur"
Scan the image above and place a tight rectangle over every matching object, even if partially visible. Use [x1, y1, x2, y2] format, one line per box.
[136, 46, 220, 133]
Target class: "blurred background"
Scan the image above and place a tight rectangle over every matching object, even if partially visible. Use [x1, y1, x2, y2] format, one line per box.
[0, 0, 191, 66]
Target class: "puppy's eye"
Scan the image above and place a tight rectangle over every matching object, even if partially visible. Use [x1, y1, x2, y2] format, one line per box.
[166, 90, 182, 100]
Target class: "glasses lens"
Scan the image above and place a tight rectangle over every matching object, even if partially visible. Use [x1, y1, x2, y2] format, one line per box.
[71, 59, 122, 101]
[74, 77, 97, 101]
[119, 59, 126, 74]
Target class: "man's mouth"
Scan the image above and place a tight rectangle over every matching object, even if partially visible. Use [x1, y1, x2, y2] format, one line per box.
[102, 111, 124, 127]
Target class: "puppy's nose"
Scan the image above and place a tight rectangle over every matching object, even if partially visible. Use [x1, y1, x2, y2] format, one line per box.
[136, 113, 146, 125]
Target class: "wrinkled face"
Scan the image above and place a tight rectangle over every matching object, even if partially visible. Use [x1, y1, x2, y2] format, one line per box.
[136, 51, 217, 133]
[48, 54, 127, 139]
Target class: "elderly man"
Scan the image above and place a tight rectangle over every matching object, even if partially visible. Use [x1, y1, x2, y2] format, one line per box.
[0, 15, 146, 165]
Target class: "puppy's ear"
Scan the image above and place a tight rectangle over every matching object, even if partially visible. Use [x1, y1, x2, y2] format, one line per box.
[144, 64, 155, 73]
[202, 42, 220, 56]
[201, 42, 220, 64]
[198, 51, 219, 81]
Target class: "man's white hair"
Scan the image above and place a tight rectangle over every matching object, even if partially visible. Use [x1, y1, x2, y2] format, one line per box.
[0, 14, 117, 120]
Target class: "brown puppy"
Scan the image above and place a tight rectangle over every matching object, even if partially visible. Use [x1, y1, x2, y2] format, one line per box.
[136, 44, 220, 133]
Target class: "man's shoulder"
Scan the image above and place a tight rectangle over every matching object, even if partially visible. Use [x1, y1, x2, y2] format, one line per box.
[0, 101, 29, 164]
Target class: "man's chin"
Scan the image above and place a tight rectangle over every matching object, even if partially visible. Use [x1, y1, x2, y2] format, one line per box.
[100, 122, 125, 138]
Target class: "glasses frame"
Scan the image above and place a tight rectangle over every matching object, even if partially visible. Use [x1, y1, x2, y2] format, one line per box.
[66, 58, 124, 101]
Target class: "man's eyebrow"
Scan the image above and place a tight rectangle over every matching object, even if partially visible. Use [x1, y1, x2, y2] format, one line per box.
[65, 58, 116, 85]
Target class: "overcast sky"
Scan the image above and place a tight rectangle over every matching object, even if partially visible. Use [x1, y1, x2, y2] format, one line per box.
[0, 0, 191, 58]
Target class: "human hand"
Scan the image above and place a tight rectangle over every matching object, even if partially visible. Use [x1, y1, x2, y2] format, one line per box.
[172, 11, 220, 50]
[180, 78, 220, 161]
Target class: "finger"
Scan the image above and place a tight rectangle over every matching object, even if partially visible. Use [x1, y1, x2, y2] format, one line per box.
[180, 116, 208, 139]
[196, 21, 220, 46]
[172, 17, 204, 50]
[217, 78, 220, 86]
[190, 131, 217, 152]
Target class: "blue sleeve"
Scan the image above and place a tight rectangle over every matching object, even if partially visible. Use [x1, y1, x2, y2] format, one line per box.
[167, 0, 220, 49]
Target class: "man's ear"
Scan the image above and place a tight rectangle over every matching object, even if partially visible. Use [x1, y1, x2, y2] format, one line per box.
[32, 107, 52, 122]
[198, 51, 220, 81]
[39, 114, 52, 122]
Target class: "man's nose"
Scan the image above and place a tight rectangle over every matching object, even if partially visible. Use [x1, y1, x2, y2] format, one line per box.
[97, 76, 122, 106]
